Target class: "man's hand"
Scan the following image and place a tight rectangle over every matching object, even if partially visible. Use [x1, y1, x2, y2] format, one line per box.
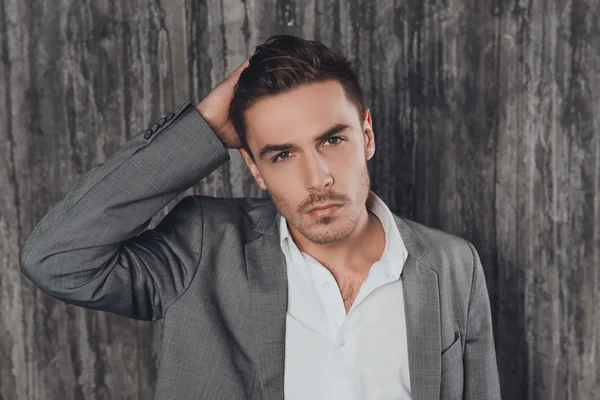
[195, 59, 250, 149]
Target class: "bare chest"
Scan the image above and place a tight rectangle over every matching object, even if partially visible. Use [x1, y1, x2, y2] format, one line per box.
[331, 271, 370, 314]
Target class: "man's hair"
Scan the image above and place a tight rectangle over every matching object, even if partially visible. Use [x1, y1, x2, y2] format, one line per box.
[229, 34, 364, 162]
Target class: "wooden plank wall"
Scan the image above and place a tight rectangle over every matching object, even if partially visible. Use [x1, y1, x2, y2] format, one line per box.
[1, 0, 598, 398]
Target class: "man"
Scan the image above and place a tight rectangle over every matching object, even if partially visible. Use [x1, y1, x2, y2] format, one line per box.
[20, 35, 500, 399]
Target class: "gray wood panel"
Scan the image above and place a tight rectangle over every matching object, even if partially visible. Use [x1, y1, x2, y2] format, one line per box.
[1, 0, 598, 398]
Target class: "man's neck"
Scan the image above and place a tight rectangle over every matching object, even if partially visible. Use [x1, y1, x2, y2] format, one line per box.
[291, 209, 385, 274]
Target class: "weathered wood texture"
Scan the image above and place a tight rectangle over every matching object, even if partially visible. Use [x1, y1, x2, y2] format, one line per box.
[1, 0, 598, 399]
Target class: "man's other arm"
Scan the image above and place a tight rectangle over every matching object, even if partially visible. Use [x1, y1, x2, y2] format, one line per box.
[463, 241, 502, 399]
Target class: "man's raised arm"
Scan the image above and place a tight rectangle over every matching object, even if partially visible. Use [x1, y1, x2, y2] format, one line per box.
[19, 60, 250, 321]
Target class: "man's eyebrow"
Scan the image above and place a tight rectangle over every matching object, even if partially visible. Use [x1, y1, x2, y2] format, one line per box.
[258, 123, 351, 160]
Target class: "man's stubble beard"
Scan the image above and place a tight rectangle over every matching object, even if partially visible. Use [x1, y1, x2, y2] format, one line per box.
[269, 162, 371, 245]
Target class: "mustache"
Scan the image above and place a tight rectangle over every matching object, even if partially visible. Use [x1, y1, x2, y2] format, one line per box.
[301, 193, 348, 212]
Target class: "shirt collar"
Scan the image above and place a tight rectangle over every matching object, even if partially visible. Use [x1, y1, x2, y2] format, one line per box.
[279, 190, 408, 278]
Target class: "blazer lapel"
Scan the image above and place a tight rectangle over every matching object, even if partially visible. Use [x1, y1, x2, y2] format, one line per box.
[245, 202, 287, 399]
[394, 215, 441, 400]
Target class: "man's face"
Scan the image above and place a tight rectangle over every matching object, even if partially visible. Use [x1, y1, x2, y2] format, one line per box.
[240, 79, 375, 245]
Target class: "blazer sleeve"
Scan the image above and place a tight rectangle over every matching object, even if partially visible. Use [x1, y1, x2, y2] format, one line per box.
[19, 101, 231, 321]
[463, 241, 502, 399]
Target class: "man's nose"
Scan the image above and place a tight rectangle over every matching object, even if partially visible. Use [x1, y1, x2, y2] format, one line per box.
[303, 152, 333, 192]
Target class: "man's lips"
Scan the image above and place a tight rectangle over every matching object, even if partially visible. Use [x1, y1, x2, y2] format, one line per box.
[307, 203, 344, 213]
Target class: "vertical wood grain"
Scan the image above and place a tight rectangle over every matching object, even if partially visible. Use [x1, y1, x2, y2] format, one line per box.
[496, 0, 600, 398]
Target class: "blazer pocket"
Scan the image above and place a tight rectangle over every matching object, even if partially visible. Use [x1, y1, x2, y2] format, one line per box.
[441, 330, 463, 373]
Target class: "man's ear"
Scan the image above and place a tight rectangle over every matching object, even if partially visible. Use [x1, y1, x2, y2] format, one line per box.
[363, 108, 375, 161]
[239, 148, 267, 190]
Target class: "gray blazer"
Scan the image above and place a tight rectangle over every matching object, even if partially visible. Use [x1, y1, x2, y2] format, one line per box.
[20, 101, 501, 400]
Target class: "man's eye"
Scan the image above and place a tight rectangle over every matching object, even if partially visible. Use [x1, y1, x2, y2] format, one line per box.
[273, 152, 290, 163]
[272, 137, 344, 163]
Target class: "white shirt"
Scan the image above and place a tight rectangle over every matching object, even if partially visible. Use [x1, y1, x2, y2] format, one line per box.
[281, 190, 412, 400]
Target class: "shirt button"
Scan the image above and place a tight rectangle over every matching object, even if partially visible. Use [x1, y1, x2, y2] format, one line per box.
[321, 282, 329, 288]
[339, 339, 346, 347]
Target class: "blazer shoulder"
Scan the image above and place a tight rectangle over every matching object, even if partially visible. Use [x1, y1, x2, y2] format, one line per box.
[399, 216, 476, 279]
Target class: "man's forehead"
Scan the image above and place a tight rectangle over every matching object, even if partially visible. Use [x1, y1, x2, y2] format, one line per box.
[245, 83, 359, 144]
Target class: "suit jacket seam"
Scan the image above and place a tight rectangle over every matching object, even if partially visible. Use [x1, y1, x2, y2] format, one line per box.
[162, 195, 205, 316]
[466, 240, 477, 308]
[464, 239, 479, 336]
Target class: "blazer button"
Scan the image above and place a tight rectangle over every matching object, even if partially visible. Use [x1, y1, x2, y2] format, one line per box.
[143, 129, 152, 139]
[158, 117, 166, 126]
[151, 123, 160, 132]
[166, 112, 175, 121]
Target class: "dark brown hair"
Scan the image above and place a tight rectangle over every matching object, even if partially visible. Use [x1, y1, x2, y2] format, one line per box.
[229, 34, 364, 162]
